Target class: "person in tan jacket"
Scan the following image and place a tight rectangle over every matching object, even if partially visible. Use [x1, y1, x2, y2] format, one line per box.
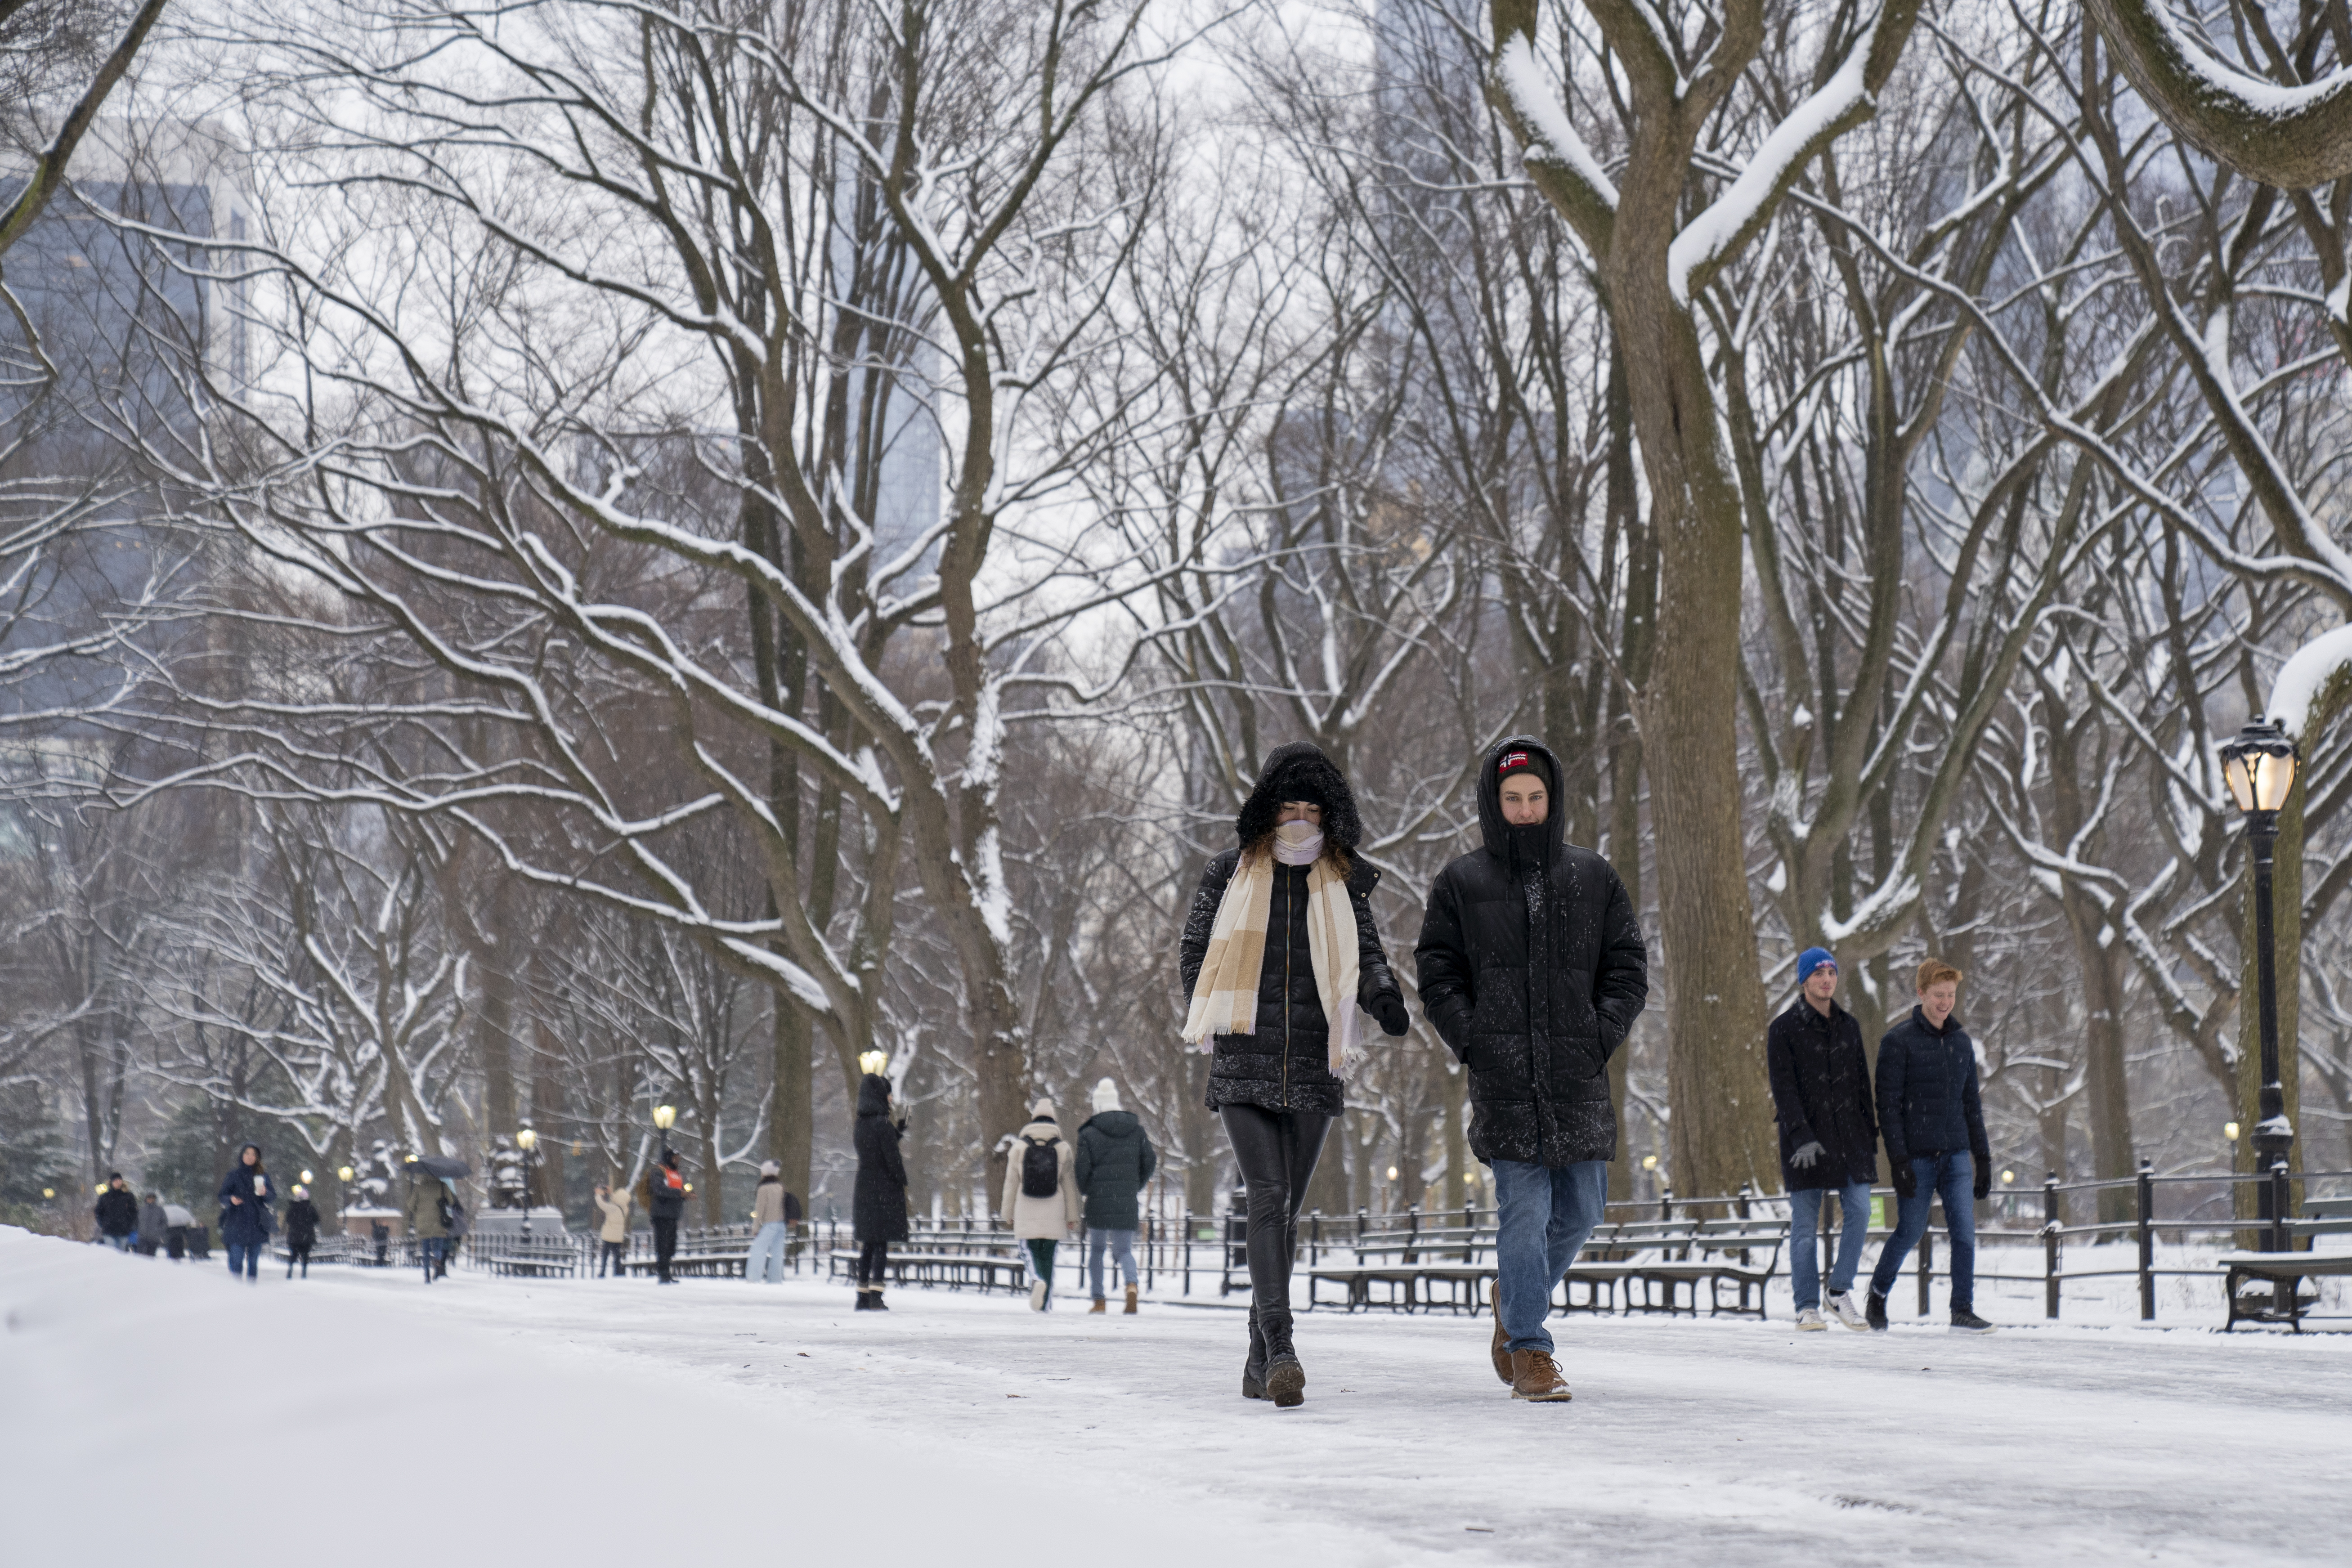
[1000, 1098, 1080, 1311]
[747, 1160, 799, 1283]
[593, 1183, 630, 1278]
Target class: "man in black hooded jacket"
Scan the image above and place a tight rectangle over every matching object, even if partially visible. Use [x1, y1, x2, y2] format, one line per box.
[1416, 737, 1647, 1401]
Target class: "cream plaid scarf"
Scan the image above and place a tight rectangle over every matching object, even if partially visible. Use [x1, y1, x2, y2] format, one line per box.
[1181, 828, 1362, 1077]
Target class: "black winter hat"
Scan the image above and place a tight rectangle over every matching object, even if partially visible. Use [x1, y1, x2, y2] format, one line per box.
[1235, 741, 1363, 851]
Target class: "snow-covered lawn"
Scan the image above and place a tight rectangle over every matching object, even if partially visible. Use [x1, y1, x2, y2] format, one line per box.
[10, 1228, 2352, 1565]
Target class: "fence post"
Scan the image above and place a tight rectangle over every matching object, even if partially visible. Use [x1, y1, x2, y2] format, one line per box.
[1181, 1208, 1192, 1297]
[2270, 1158, 2294, 1254]
[1660, 1188, 1674, 1225]
[1917, 1206, 1933, 1317]
[2136, 1157, 2155, 1322]
[2043, 1170, 2061, 1320]
[1309, 1211, 1322, 1267]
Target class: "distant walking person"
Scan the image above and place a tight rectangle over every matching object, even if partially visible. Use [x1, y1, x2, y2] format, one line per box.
[748, 1160, 798, 1284]
[593, 1183, 630, 1278]
[404, 1165, 450, 1283]
[853, 1073, 908, 1309]
[1001, 1098, 1079, 1312]
[1076, 1079, 1157, 1314]
[1767, 948, 1878, 1331]
[165, 1203, 195, 1260]
[647, 1150, 686, 1284]
[137, 1193, 168, 1257]
[1416, 737, 1649, 1403]
[218, 1146, 276, 1282]
[284, 1185, 322, 1279]
[1178, 743, 1409, 1407]
[94, 1174, 137, 1252]
[1866, 960, 1997, 1334]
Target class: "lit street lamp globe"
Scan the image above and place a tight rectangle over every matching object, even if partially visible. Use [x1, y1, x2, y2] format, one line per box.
[652, 1104, 677, 1132]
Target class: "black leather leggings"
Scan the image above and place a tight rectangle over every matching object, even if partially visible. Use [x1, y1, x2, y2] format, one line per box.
[1220, 1104, 1332, 1316]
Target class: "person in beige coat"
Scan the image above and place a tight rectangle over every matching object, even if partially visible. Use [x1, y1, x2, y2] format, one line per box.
[1000, 1098, 1080, 1311]
[747, 1160, 799, 1284]
[593, 1183, 630, 1278]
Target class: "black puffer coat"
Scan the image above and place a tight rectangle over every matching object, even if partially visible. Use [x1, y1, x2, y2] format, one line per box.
[1765, 999, 1878, 1189]
[851, 1074, 909, 1242]
[1075, 1110, 1158, 1231]
[94, 1187, 137, 1237]
[284, 1198, 322, 1249]
[1415, 736, 1649, 1168]
[1876, 1007, 1989, 1167]
[1178, 743, 1402, 1116]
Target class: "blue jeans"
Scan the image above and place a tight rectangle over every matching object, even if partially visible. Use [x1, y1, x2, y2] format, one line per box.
[747, 1222, 791, 1282]
[226, 1241, 262, 1279]
[1788, 1180, 1874, 1310]
[1492, 1158, 1608, 1355]
[101, 1233, 133, 1252]
[1088, 1228, 1137, 1298]
[420, 1236, 448, 1281]
[1867, 1152, 1977, 1312]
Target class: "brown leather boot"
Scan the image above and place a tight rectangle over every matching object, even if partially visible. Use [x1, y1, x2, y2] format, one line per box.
[1488, 1282, 1512, 1385]
[1509, 1348, 1572, 1402]
[1123, 1283, 1138, 1314]
[1088, 1297, 1107, 1313]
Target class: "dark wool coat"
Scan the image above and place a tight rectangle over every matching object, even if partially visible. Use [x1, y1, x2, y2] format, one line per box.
[852, 1074, 909, 1243]
[216, 1161, 274, 1246]
[284, 1199, 322, 1249]
[1765, 999, 1879, 1189]
[1075, 1110, 1158, 1232]
[1876, 1007, 1991, 1167]
[138, 1199, 168, 1245]
[1177, 743, 1402, 1116]
[646, 1161, 687, 1222]
[1415, 736, 1649, 1169]
[94, 1187, 137, 1237]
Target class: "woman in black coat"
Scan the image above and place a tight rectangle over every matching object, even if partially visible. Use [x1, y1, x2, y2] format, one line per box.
[1177, 742, 1409, 1407]
[283, 1185, 323, 1280]
[851, 1072, 908, 1310]
[216, 1144, 274, 1283]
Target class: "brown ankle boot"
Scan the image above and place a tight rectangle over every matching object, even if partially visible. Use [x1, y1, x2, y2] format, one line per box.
[1123, 1282, 1138, 1314]
[1509, 1348, 1572, 1402]
[1488, 1283, 1512, 1385]
[1088, 1296, 1107, 1313]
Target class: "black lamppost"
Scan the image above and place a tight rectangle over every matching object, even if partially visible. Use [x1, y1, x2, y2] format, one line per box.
[516, 1128, 539, 1244]
[2219, 717, 2299, 1252]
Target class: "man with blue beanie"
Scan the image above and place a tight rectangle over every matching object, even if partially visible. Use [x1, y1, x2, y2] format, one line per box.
[1766, 947, 1878, 1330]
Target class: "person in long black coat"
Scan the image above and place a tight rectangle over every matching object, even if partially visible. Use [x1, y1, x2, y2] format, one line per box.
[1766, 948, 1878, 1330]
[1415, 736, 1648, 1401]
[216, 1145, 274, 1283]
[93, 1175, 137, 1252]
[283, 1186, 323, 1280]
[851, 1073, 908, 1310]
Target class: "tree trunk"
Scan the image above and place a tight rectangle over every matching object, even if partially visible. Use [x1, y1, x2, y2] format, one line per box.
[771, 1001, 813, 1213]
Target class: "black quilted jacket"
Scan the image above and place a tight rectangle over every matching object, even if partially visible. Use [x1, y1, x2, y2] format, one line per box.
[1414, 736, 1649, 1168]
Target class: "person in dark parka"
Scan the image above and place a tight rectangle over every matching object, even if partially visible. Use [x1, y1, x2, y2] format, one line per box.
[1416, 736, 1648, 1402]
[1865, 958, 1997, 1333]
[1076, 1078, 1158, 1313]
[646, 1149, 686, 1284]
[1178, 741, 1409, 1408]
[1767, 948, 1878, 1331]
[217, 1145, 275, 1282]
[851, 1073, 908, 1311]
[137, 1193, 169, 1257]
[283, 1185, 323, 1279]
[94, 1174, 137, 1251]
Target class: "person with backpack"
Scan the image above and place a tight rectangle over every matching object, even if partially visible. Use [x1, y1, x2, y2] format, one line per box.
[404, 1165, 450, 1283]
[217, 1145, 276, 1282]
[1076, 1078, 1157, 1314]
[283, 1184, 323, 1279]
[593, 1183, 631, 1278]
[646, 1150, 687, 1284]
[852, 1073, 909, 1308]
[94, 1174, 137, 1251]
[1000, 1098, 1079, 1310]
[1179, 743, 1410, 1407]
[748, 1159, 800, 1285]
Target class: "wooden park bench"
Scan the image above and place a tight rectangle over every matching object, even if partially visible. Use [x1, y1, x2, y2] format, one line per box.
[2222, 1198, 2352, 1330]
[627, 1223, 753, 1278]
[826, 1227, 1033, 1294]
[1307, 1213, 1782, 1319]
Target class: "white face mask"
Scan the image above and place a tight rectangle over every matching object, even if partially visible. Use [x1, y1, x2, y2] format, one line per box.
[1275, 818, 1319, 845]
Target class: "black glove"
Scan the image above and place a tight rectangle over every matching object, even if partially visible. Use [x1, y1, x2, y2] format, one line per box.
[1371, 991, 1410, 1038]
[1790, 1140, 1824, 1169]
[1891, 1160, 1917, 1202]
[1973, 1165, 1992, 1202]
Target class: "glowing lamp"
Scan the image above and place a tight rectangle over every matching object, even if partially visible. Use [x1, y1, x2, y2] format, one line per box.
[2219, 720, 2298, 815]
[337, 1166, 355, 1182]
[2225, 1122, 2241, 1142]
[652, 1105, 677, 1131]
[858, 1050, 890, 1076]
[516, 1128, 538, 1152]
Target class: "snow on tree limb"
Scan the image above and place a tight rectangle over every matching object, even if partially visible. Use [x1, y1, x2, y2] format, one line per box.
[2083, 0, 2352, 188]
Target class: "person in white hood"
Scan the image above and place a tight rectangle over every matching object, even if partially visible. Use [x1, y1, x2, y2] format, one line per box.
[1000, 1098, 1080, 1310]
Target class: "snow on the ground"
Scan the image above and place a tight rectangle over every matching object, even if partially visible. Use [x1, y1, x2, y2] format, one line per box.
[11, 1230, 2352, 1565]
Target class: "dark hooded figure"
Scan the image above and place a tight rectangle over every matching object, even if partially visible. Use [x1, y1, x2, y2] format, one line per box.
[1415, 736, 1648, 1402]
[851, 1073, 909, 1311]
[647, 1149, 686, 1284]
[1178, 742, 1408, 1409]
[216, 1144, 275, 1283]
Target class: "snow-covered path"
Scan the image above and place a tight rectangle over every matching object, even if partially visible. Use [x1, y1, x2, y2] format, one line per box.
[330, 1265, 2346, 1564]
[11, 1229, 2352, 1565]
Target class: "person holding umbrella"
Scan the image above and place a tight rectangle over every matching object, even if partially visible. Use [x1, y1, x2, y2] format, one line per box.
[404, 1161, 452, 1283]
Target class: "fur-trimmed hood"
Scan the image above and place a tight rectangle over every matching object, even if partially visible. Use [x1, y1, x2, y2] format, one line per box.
[1234, 742, 1363, 852]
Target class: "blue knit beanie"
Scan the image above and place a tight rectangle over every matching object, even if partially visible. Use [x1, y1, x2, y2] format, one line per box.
[1796, 947, 1837, 985]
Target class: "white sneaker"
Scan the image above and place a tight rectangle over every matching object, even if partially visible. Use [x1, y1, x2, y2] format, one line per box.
[1795, 1307, 1827, 1331]
[1828, 1292, 1870, 1331]
[1029, 1279, 1049, 1312]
